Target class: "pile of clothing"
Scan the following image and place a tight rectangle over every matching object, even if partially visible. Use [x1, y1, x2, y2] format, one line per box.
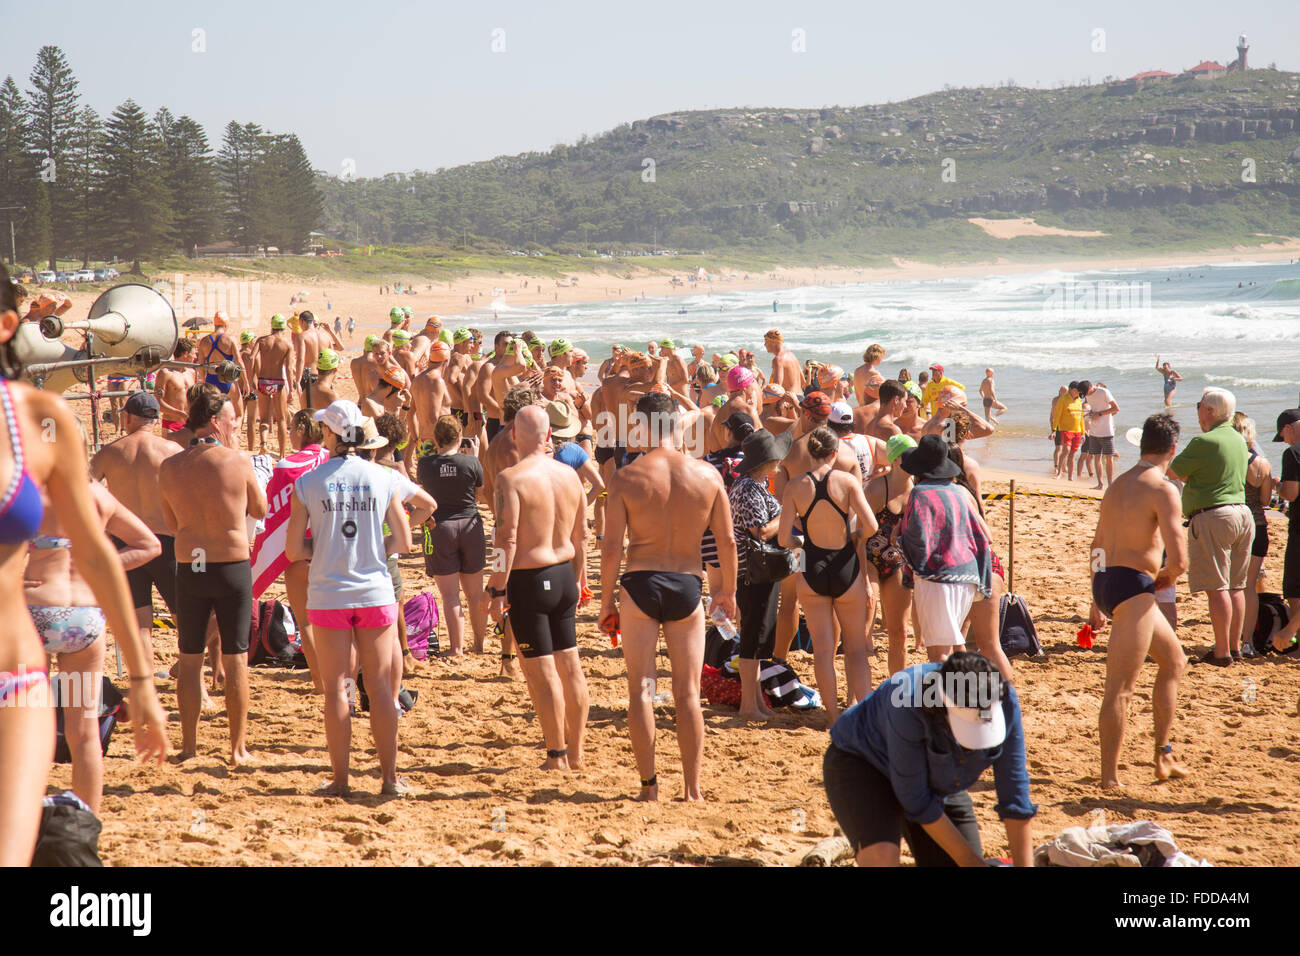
[1033, 821, 1211, 867]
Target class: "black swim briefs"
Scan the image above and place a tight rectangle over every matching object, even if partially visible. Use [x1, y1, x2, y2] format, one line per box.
[621, 570, 703, 623]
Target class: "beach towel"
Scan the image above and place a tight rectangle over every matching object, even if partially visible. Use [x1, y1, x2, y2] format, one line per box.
[402, 591, 439, 660]
[1032, 822, 1211, 867]
[251, 445, 330, 598]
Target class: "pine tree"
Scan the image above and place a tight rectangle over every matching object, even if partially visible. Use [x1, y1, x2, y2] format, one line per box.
[25, 179, 53, 269]
[249, 134, 322, 253]
[98, 99, 173, 273]
[156, 109, 218, 256]
[218, 121, 266, 249]
[24, 46, 80, 269]
[0, 76, 33, 266]
[64, 105, 102, 266]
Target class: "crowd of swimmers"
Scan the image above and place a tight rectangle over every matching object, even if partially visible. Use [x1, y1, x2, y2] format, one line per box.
[0, 262, 1291, 867]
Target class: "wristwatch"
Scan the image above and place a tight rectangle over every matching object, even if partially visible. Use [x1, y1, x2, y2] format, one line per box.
[487, 586, 507, 598]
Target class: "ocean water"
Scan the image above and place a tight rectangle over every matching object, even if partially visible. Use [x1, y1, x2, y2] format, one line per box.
[491, 259, 1300, 477]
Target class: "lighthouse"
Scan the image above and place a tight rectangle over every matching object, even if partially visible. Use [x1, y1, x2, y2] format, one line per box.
[1236, 33, 1248, 71]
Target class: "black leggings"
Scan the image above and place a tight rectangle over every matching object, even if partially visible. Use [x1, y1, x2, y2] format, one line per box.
[737, 578, 780, 660]
[823, 743, 982, 865]
[175, 560, 253, 655]
[506, 561, 578, 659]
[114, 533, 177, 615]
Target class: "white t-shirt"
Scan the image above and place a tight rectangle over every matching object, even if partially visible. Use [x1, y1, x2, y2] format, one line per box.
[1086, 387, 1115, 438]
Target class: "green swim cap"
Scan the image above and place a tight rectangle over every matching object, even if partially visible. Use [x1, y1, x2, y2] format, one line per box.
[402, 306, 413, 319]
[453, 326, 472, 344]
[439, 328, 454, 346]
[270, 314, 287, 330]
[719, 353, 739, 369]
[886, 433, 917, 464]
[711, 395, 727, 408]
[317, 348, 339, 371]
[389, 307, 404, 323]
[903, 381, 923, 402]
[392, 330, 411, 345]
[239, 330, 254, 344]
[549, 338, 572, 357]
[364, 333, 380, 351]
[659, 338, 675, 349]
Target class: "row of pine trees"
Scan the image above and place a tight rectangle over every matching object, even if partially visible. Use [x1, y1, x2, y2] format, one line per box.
[0, 45, 323, 274]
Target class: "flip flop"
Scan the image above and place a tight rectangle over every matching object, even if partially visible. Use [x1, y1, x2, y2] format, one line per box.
[1198, 650, 1232, 667]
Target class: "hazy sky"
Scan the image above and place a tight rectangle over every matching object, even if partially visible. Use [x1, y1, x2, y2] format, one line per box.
[8, 0, 1298, 178]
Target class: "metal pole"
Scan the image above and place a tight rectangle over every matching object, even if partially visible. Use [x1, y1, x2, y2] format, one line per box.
[86, 329, 101, 451]
[1007, 479, 1016, 594]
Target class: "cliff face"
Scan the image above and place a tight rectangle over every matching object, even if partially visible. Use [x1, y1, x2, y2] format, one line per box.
[321, 71, 1300, 250]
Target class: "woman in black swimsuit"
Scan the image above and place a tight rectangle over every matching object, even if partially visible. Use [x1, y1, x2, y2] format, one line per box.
[864, 435, 917, 676]
[779, 427, 877, 726]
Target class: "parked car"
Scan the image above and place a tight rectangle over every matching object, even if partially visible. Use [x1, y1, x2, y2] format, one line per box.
[56, 271, 74, 282]
[93, 268, 110, 280]
[37, 270, 56, 283]
[75, 269, 95, 282]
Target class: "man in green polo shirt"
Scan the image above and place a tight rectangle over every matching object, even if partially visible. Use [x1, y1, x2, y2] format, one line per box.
[1169, 387, 1253, 665]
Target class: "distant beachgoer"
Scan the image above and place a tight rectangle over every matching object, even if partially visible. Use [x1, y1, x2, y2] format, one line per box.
[979, 368, 1007, 420]
[1155, 355, 1182, 407]
[853, 344, 887, 408]
[1093, 413, 1189, 788]
[764, 329, 802, 399]
[1080, 380, 1119, 490]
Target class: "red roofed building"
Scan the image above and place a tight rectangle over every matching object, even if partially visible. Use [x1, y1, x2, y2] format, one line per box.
[1186, 60, 1227, 78]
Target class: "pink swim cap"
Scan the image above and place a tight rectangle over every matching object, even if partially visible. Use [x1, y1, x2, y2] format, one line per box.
[727, 366, 755, 391]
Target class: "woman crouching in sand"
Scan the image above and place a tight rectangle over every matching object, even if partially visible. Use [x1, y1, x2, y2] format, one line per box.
[286, 399, 412, 796]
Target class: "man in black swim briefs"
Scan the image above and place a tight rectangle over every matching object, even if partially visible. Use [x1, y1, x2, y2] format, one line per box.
[158, 387, 267, 766]
[485, 406, 590, 772]
[1090, 412, 1189, 789]
[600, 393, 739, 801]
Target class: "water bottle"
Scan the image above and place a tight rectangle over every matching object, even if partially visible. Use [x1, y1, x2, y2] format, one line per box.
[710, 605, 739, 642]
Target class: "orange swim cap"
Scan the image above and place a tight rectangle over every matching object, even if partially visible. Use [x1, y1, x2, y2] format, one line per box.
[379, 360, 410, 391]
[428, 341, 450, 363]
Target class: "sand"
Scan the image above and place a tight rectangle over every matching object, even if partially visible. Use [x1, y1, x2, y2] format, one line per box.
[33, 252, 1300, 867]
[968, 217, 1109, 239]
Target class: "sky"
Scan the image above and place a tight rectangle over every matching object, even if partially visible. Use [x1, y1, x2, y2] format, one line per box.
[7, 0, 1299, 179]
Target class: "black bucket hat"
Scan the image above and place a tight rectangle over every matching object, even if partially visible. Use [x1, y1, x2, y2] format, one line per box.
[899, 433, 962, 481]
[737, 428, 793, 476]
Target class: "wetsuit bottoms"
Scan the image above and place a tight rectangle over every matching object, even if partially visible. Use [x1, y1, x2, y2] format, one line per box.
[485, 417, 501, 442]
[621, 571, 702, 622]
[506, 561, 578, 659]
[175, 559, 253, 655]
[113, 533, 178, 615]
[1091, 566, 1155, 618]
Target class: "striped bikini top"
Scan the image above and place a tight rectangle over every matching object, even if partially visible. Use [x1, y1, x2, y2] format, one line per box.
[0, 379, 44, 546]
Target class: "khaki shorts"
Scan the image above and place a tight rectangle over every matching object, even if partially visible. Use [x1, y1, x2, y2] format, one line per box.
[1186, 504, 1254, 593]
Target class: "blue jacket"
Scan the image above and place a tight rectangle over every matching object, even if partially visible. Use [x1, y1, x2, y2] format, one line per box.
[829, 663, 1037, 825]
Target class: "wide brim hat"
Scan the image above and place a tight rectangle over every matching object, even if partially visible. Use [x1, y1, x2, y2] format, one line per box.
[898, 433, 962, 481]
[736, 428, 793, 476]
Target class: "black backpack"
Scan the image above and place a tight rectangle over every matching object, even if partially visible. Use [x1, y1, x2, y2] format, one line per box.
[52, 676, 125, 764]
[1253, 593, 1290, 654]
[999, 593, 1043, 657]
[248, 600, 309, 668]
[32, 795, 103, 867]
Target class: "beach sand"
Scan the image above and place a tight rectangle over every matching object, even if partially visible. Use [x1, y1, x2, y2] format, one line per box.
[37, 251, 1300, 866]
[47, 428, 1300, 866]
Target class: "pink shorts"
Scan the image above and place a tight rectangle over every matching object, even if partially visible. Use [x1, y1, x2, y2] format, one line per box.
[308, 604, 398, 629]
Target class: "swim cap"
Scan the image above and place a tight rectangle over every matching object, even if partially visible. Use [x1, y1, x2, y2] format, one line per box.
[659, 338, 675, 349]
[270, 314, 287, 330]
[317, 348, 339, 371]
[439, 328, 454, 347]
[392, 330, 411, 345]
[711, 395, 727, 408]
[213, 311, 229, 328]
[239, 330, 254, 344]
[379, 360, 410, 391]
[762, 383, 786, 405]
[626, 351, 652, 371]
[727, 366, 755, 391]
[424, 315, 442, 330]
[549, 338, 572, 357]
[800, 391, 831, 421]
[429, 341, 451, 363]
[571, 348, 588, 362]
[764, 328, 782, 342]
[817, 364, 845, 390]
[544, 365, 565, 380]
[719, 353, 739, 369]
[453, 326, 472, 344]
[389, 307, 404, 323]
[886, 434, 918, 463]
[903, 381, 923, 402]
[366, 334, 383, 352]
[402, 307, 413, 319]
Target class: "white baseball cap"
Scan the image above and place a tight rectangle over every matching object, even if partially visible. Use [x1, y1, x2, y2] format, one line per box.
[314, 399, 365, 441]
[829, 401, 855, 426]
[939, 678, 1007, 750]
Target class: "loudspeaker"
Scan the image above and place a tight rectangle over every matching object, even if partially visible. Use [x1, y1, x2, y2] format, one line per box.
[16, 283, 179, 393]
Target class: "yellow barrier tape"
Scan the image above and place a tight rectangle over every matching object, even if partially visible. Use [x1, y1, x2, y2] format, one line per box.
[982, 490, 1101, 501]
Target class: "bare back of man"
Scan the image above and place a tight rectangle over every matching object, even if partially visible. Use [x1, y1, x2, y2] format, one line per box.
[311, 369, 339, 410]
[154, 364, 195, 432]
[1093, 448, 1189, 789]
[601, 417, 738, 801]
[488, 408, 589, 771]
[412, 364, 451, 448]
[297, 323, 340, 393]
